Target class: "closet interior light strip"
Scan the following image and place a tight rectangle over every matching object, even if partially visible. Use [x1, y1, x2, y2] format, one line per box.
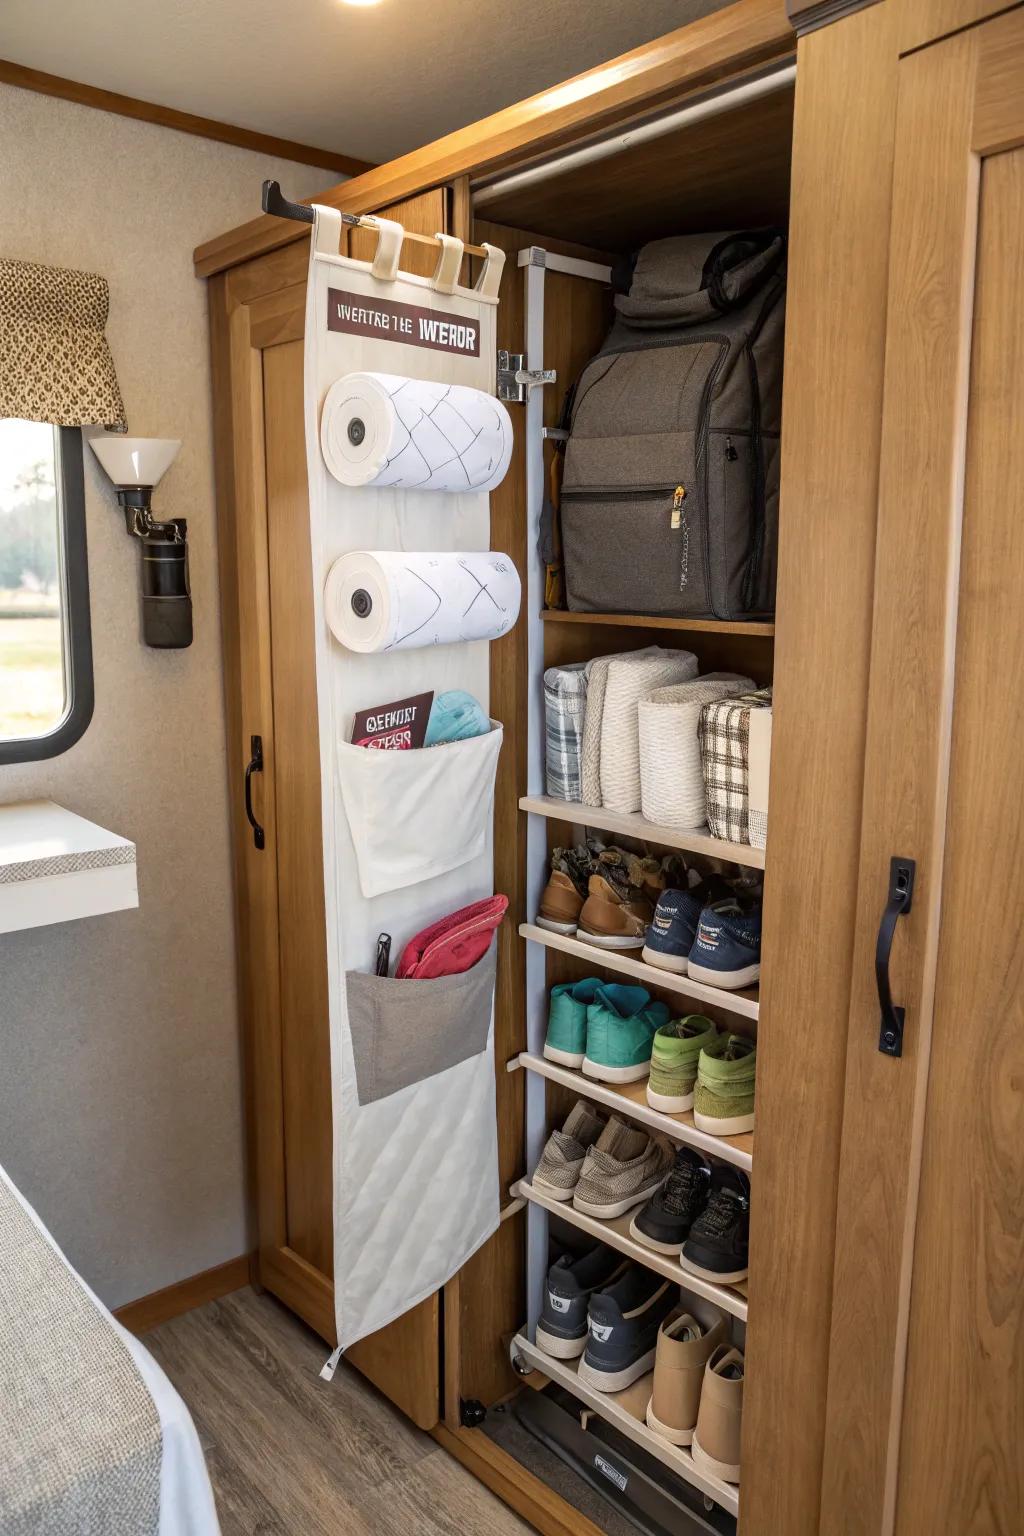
[473, 61, 797, 208]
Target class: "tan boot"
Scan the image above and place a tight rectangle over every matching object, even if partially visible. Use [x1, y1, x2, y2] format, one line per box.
[691, 1343, 744, 1484]
[645, 1312, 728, 1445]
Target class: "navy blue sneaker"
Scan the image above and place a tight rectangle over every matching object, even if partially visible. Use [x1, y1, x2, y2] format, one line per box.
[686, 900, 762, 990]
[642, 886, 702, 974]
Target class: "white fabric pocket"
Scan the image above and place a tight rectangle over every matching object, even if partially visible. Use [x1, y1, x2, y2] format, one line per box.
[337, 723, 503, 899]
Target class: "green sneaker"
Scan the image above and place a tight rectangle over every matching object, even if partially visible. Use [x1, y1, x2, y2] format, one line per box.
[544, 978, 602, 1068]
[582, 984, 670, 1084]
[646, 1016, 720, 1114]
[693, 1034, 756, 1136]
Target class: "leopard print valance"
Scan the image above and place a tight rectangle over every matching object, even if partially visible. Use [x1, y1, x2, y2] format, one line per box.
[0, 258, 126, 429]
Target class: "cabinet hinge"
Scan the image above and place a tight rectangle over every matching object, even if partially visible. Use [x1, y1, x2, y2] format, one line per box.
[497, 350, 556, 403]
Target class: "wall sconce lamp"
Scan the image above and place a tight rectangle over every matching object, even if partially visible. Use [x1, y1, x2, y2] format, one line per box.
[90, 436, 192, 649]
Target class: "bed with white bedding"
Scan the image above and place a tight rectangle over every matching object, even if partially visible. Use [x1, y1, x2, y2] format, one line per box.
[0, 1163, 220, 1535]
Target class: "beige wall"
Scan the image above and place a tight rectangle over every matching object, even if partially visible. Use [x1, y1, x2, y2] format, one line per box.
[0, 82, 334, 1307]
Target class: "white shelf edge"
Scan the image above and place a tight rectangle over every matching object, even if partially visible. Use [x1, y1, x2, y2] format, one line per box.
[0, 800, 138, 935]
[519, 923, 760, 1021]
[519, 794, 766, 870]
[518, 1052, 753, 1172]
[516, 1178, 747, 1321]
[511, 1331, 740, 1518]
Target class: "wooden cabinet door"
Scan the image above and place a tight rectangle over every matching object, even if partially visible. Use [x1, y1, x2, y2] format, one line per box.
[212, 189, 451, 1431]
[820, 13, 1024, 1535]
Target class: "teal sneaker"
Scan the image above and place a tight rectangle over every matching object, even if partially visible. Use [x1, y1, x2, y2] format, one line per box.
[544, 978, 602, 1068]
[582, 984, 670, 1084]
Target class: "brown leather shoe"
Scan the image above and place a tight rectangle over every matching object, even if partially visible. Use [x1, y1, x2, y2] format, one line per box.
[577, 852, 654, 950]
[536, 842, 603, 934]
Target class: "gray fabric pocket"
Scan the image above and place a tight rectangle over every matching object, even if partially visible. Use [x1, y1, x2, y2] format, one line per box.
[345, 940, 496, 1106]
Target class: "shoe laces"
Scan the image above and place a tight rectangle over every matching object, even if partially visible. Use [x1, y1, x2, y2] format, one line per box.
[700, 1185, 748, 1238]
[659, 1157, 705, 1217]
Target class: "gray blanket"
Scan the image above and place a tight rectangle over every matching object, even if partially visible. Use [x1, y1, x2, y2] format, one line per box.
[0, 1168, 161, 1534]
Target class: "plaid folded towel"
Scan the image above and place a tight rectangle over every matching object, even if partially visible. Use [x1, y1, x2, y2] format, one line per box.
[544, 663, 588, 801]
[698, 689, 773, 843]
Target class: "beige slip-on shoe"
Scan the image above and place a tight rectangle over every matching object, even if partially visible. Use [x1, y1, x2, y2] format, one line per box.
[645, 1311, 728, 1446]
[691, 1342, 745, 1484]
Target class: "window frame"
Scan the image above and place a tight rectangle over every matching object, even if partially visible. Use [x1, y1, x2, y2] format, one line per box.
[0, 425, 94, 765]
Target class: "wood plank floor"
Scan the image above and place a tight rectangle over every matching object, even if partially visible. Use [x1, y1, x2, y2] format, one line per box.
[144, 1286, 531, 1536]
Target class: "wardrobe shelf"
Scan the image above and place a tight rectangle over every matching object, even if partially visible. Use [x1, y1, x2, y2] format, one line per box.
[520, 924, 760, 1021]
[518, 1053, 753, 1171]
[517, 1178, 748, 1320]
[511, 1331, 740, 1518]
[519, 795, 766, 870]
[541, 610, 775, 638]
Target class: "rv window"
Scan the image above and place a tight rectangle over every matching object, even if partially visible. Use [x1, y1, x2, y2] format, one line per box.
[0, 421, 93, 764]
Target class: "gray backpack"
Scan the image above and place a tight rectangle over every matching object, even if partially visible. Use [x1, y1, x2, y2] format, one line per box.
[559, 231, 786, 620]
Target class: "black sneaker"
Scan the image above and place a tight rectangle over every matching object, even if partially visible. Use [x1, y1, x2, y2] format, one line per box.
[577, 1265, 678, 1393]
[535, 1246, 628, 1360]
[628, 1147, 710, 1255]
[679, 1165, 750, 1284]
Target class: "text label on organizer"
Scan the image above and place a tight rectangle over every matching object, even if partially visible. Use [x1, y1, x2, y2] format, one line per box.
[328, 289, 480, 357]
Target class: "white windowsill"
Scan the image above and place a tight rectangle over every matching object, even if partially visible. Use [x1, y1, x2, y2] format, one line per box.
[0, 799, 138, 935]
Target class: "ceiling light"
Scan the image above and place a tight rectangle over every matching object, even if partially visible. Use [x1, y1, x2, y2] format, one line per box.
[339, 0, 382, 7]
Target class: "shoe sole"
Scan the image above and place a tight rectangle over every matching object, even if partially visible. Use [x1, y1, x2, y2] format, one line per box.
[686, 959, 760, 990]
[535, 1324, 588, 1360]
[646, 1085, 695, 1114]
[543, 1044, 586, 1069]
[641, 946, 688, 974]
[530, 1176, 576, 1202]
[691, 1434, 741, 1485]
[691, 1109, 755, 1136]
[678, 1251, 749, 1285]
[573, 1184, 662, 1220]
[577, 1347, 657, 1394]
[628, 1214, 684, 1254]
[576, 929, 645, 951]
[581, 1058, 651, 1084]
[645, 1401, 695, 1445]
[536, 916, 580, 936]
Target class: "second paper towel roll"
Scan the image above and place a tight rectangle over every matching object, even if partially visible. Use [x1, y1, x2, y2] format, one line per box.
[320, 372, 513, 493]
[325, 550, 522, 653]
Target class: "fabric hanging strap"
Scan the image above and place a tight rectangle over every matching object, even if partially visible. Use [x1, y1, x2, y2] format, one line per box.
[0, 257, 126, 429]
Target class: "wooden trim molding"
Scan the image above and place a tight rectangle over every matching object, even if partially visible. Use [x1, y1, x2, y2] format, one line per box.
[193, 0, 794, 277]
[114, 1253, 253, 1336]
[786, 0, 883, 36]
[0, 58, 373, 177]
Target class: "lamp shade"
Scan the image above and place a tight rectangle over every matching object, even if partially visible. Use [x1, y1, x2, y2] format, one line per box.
[90, 435, 181, 489]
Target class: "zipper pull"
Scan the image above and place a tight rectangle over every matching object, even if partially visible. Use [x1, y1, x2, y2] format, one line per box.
[670, 485, 686, 530]
[725, 437, 738, 461]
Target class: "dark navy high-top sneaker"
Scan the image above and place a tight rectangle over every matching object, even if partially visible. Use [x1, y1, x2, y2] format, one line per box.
[535, 1246, 629, 1360]
[577, 1265, 678, 1393]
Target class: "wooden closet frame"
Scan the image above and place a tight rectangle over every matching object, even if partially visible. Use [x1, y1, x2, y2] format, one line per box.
[199, 1, 1015, 1530]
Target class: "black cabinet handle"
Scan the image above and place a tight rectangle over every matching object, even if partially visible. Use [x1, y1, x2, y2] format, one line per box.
[244, 734, 265, 851]
[876, 856, 915, 1056]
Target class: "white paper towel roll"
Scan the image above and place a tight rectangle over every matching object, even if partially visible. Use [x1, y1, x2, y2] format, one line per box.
[325, 550, 521, 653]
[320, 372, 513, 493]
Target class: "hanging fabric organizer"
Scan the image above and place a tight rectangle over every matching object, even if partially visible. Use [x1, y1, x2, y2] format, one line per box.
[302, 206, 516, 1361]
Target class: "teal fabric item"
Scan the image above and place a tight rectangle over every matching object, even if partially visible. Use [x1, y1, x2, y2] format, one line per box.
[584, 984, 670, 1072]
[545, 977, 602, 1063]
[425, 690, 490, 746]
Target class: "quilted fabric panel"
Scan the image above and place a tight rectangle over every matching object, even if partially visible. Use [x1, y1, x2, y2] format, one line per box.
[0, 258, 126, 429]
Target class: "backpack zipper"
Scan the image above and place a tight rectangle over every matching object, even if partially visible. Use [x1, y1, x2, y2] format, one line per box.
[560, 483, 687, 533]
